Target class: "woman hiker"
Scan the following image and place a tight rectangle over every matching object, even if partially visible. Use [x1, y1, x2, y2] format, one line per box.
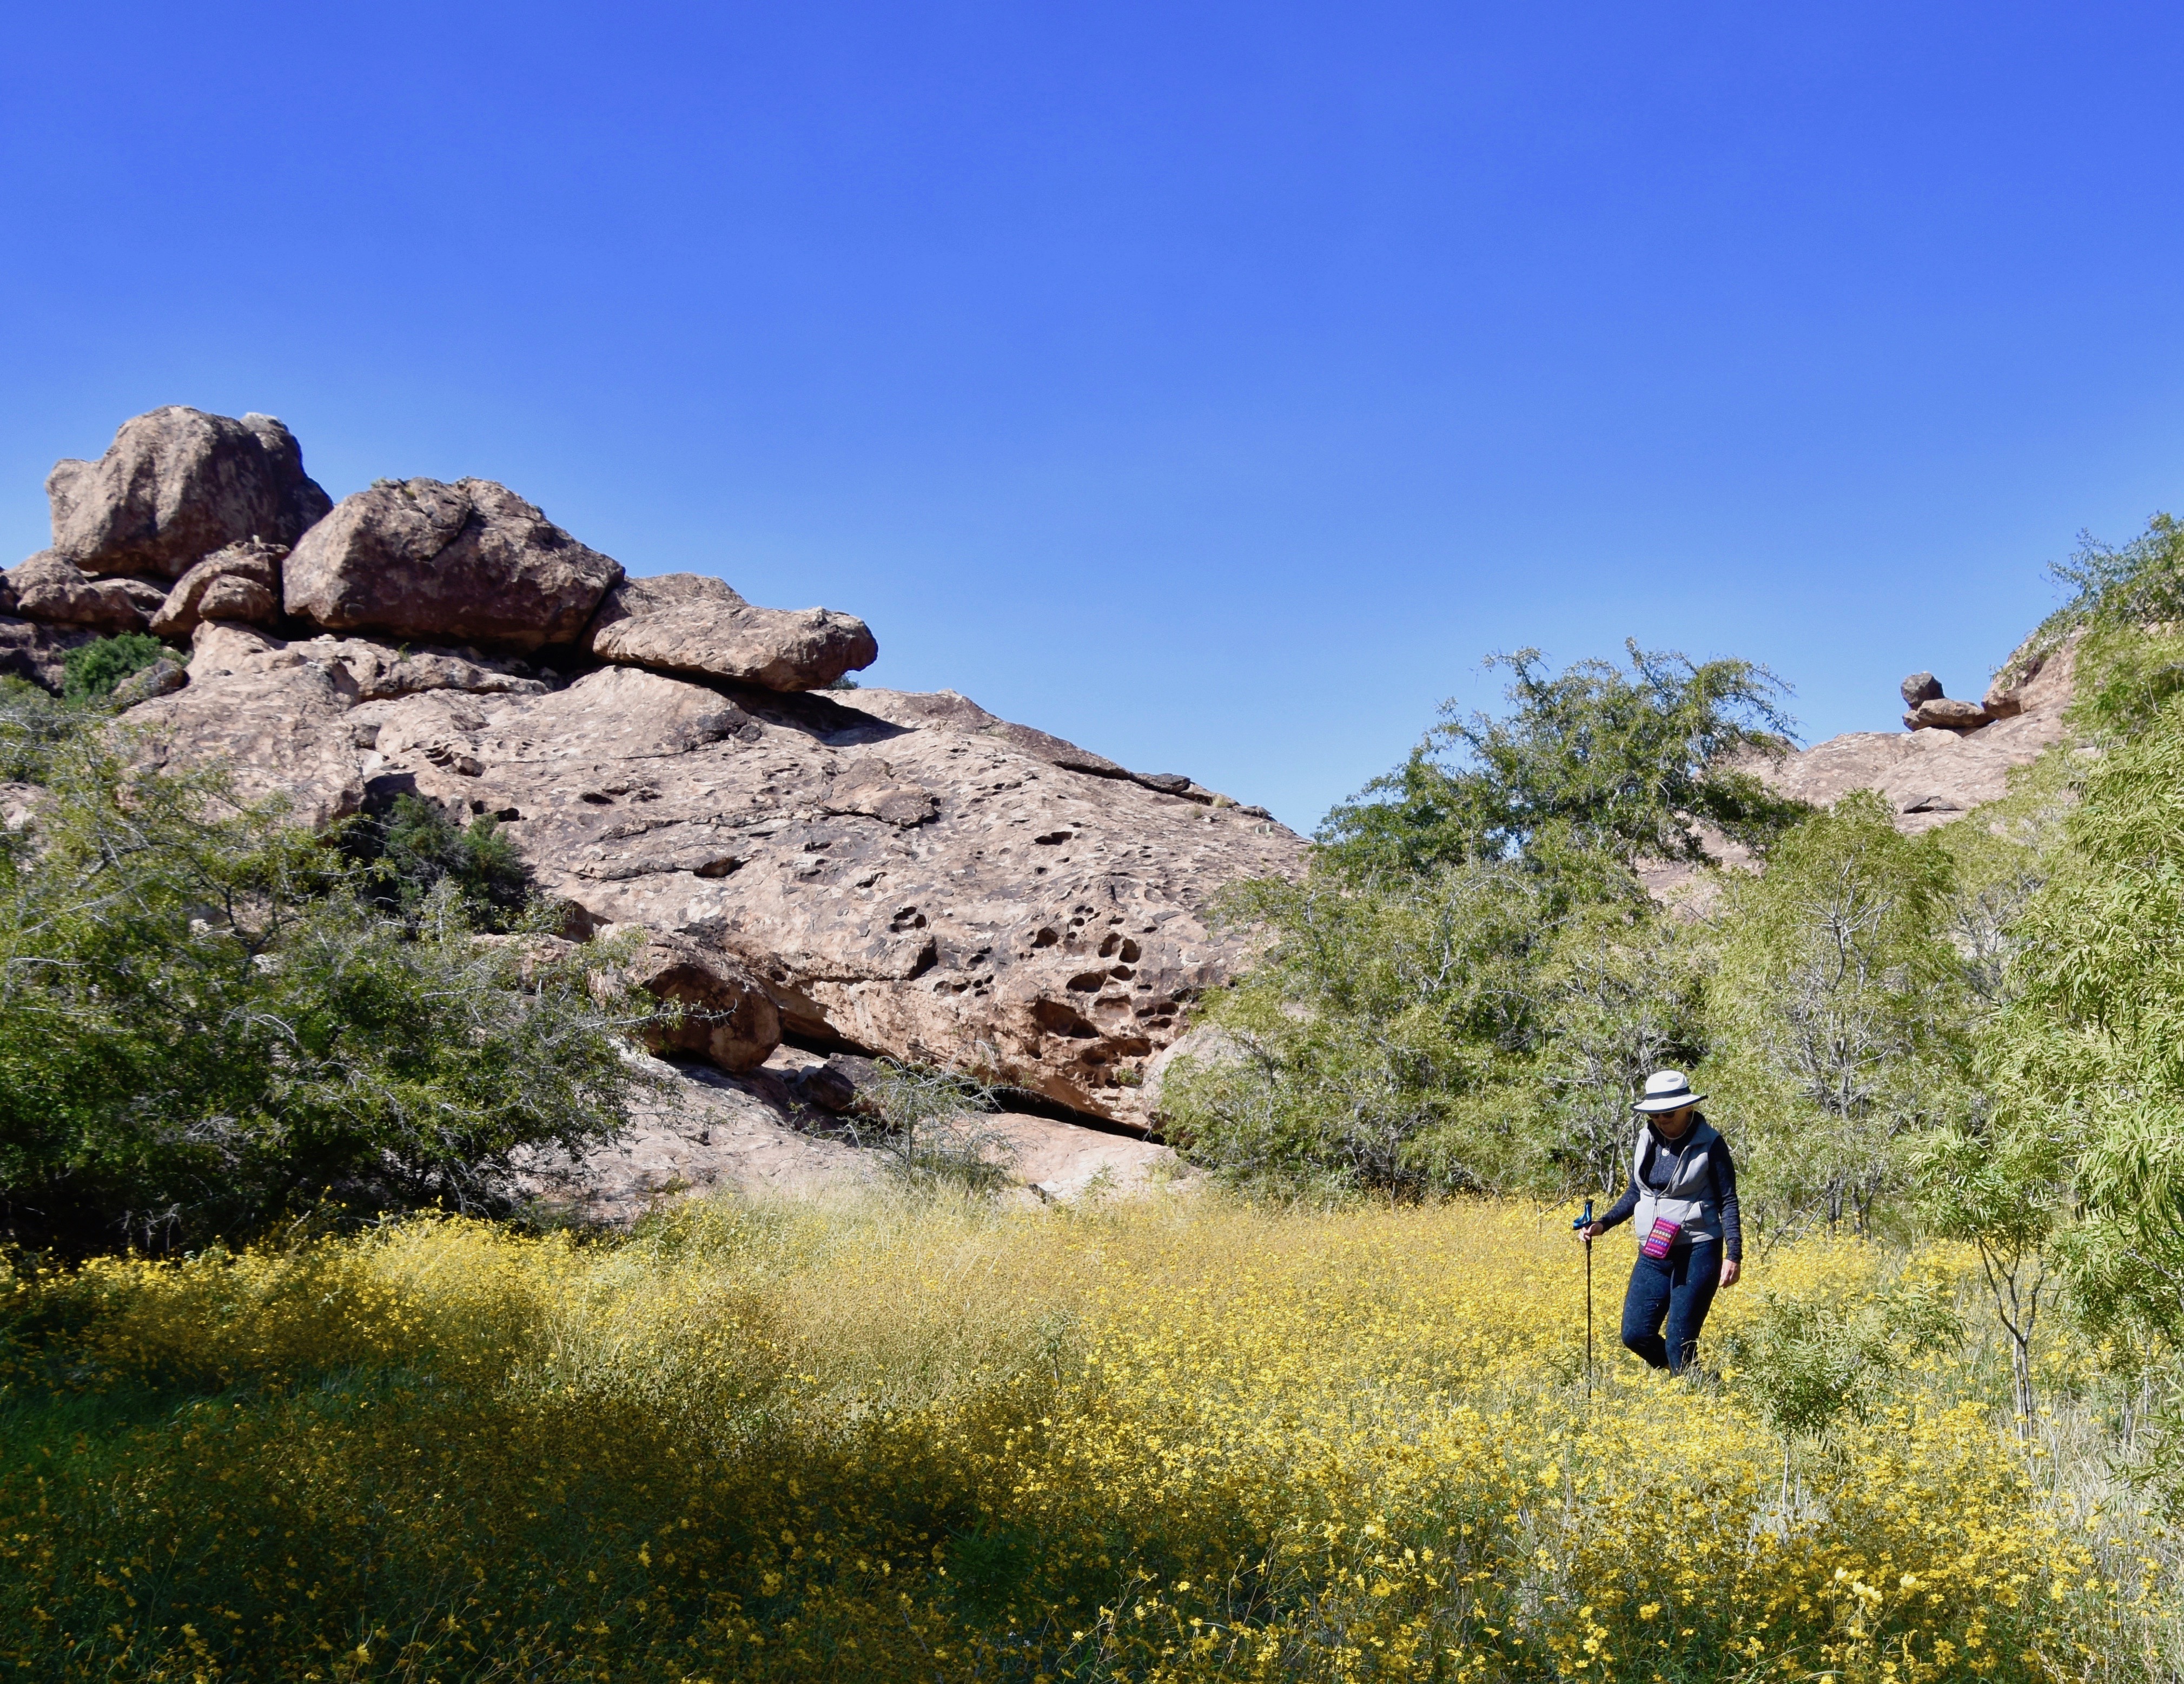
[1579, 1069, 1742, 1375]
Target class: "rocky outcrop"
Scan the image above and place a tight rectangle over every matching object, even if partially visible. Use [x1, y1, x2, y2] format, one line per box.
[1770, 637, 2080, 834]
[585, 573, 877, 691]
[5, 552, 163, 634]
[150, 538, 284, 637]
[48, 408, 331, 580]
[123, 631, 1302, 1125]
[10, 406, 1295, 1138]
[283, 477, 623, 651]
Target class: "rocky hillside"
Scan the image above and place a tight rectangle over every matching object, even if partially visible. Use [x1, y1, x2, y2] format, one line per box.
[2, 407, 2093, 1206]
[2, 408, 1305, 1144]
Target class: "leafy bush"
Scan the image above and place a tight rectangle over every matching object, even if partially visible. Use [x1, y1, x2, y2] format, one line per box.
[1168, 643, 1802, 1199]
[0, 739, 651, 1254]
[59, 631, 168, 702]
[1706, 791, 1970, 1241]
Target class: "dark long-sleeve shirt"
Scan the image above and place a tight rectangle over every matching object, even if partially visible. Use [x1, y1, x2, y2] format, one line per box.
[1596, 1114, 1742, 1262]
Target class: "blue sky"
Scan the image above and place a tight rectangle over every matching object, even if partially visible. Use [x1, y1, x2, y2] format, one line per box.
[5, 2, 2182, 830]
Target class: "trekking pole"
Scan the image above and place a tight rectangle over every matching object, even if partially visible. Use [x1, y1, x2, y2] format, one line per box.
[1571, 1198, 1594, 1401]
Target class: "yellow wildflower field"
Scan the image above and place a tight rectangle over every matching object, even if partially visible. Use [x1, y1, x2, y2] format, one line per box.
[0, 1197, 2166, 1681]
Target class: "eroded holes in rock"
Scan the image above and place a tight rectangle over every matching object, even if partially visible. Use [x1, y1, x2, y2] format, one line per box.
[891, 907, 928, 933]
[1120, 939, 1141, 962]
[1034, 831, 1070, 846]
[1110, 965, 1134, 981]
[1031, 998, 1101, 1039]
[1066, 970, 1108, 993]
[1098, 931, 1120, 957]
[1031, 927, 1060, 948]
[692, 854, 743, 879]
[580, 791, 613, 805]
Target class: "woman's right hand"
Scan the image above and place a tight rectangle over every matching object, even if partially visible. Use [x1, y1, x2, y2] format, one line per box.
[1580, 1221, 1605, 1242]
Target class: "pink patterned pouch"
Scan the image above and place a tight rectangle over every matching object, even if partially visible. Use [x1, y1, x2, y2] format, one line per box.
[1640, 1218, 1682, 1260]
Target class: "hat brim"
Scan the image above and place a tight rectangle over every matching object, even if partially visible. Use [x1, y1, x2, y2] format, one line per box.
[1633, 1092, 1704, 1113]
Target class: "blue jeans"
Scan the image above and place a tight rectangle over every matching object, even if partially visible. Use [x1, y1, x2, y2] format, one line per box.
[1621, 1238, 1720, 1374]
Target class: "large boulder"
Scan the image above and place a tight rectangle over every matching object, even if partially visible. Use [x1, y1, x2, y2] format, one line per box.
[4, 552, 162, 634]
[283, 477, 622, 651]
[150, 538, 284, 637]
[585, 573, 878, 691]
[1904, 696, 1991, 732]
[48, 408, 332, 580]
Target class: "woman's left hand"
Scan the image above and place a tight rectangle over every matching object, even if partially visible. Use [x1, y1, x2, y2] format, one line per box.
[1720, 1258, 1741, 1288]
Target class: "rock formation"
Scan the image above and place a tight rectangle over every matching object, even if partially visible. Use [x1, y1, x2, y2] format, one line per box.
[2, 407, 1303, 1136]
[1769, 639, 2080, 835]
[5, 553, 163, 635]
[48, 407, 331, 579]
[150, 538, 285, 637]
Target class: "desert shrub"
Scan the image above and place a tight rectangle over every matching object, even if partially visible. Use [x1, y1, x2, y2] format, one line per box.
[858, 1060, 1009, 1191]
[0, 675, 88, 781]
[59, 630, 167, 702]
[1161, 862, 1547, 1197]
[1705, 793, 1970, 1243]
[1316, 640, 1807, 890]
[0, 738, 650, 1254]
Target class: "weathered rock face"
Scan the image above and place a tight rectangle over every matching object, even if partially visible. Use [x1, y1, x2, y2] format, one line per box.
[283, 478, 623, 651]
[149, 538, 284, 637]
[48, 408, 332, 580]
[626, 936, 783, 1072]
[5, 552, 162, 634]
[586, 573, 878, 692]
[1900, 671, 1943, 707]
[125, 636, 1304, 1126]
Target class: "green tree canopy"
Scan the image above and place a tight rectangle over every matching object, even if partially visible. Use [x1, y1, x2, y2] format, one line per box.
[1316, 642, 1808, 893]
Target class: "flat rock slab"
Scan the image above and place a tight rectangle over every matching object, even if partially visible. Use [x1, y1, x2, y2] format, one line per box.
[983, 1112, 1188, 1200]
[586, 573, 877, 691]
[512, 1064, 879, 1223]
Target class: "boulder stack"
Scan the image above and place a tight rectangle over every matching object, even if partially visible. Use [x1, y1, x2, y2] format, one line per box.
[1898, 671, 1991, 733]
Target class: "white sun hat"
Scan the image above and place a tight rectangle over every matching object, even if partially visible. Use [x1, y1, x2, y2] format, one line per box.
[1632, 1069, 1706, 1114]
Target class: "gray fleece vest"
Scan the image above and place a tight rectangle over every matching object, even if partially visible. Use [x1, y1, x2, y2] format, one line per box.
[1632, 1119, 1723, 1246]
